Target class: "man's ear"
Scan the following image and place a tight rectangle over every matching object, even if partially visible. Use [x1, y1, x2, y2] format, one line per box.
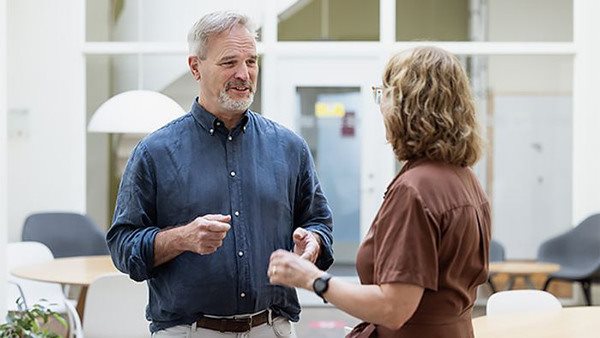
[188, 55, 201, 81]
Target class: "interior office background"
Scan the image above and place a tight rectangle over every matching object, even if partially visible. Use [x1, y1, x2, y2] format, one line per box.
[1, 0, 600, 315]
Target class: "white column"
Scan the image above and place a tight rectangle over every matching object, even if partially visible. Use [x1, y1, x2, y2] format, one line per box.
[379, 0, 396, 44]
[0, 0, 7, 320]
[260, 0, 280, 121]
[572, 0, 600, 223]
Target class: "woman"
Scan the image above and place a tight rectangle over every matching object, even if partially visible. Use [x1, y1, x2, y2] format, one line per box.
[268, 46, 491, 338]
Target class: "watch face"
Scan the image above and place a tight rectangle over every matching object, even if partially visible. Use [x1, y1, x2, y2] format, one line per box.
[314, 278, 327, 293]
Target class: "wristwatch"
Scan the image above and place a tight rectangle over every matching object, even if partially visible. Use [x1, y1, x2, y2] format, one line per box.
[312, 273, 333, 303]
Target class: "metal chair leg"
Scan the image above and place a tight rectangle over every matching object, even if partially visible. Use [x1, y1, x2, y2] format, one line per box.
[487, 277, 497, 293]
[581, 280, 592, 306]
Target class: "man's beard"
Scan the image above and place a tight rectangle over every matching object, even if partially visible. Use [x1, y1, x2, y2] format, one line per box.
[218, 80, 255, 112]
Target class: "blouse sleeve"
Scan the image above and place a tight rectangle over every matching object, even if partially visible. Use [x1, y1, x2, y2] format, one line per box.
[373, 183, 440, 291]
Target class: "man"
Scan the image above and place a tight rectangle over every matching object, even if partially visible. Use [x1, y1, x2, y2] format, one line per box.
[106, 11, 334, 338]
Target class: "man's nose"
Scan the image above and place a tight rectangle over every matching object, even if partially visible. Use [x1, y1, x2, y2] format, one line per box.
[233, 63, 249, 81]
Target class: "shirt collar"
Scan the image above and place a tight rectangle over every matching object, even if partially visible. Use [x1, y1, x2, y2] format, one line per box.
[190, 98, 251, 135]
[383, 158, 431, 199]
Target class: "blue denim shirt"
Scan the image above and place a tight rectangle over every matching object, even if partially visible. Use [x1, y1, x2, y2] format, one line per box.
[106, 99, 334, 333]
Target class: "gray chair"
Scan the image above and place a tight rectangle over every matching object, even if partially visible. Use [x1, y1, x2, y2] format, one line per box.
[22, 212, 109, 258]
[487, 239, 506, 292]
[538, 214, 600, 306]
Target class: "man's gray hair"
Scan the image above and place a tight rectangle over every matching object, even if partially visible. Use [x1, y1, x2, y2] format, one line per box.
[187, 11, 257, 59]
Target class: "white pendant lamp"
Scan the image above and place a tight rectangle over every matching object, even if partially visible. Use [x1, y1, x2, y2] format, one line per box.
[88, 90, 185, 134]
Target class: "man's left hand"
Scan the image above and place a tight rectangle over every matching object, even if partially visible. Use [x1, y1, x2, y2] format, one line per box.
[292, 228, 321, 263]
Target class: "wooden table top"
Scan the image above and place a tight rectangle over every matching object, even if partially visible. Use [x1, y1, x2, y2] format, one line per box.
[489, 261, 560, 275]
[11, 255, 120, 286]
[473, 306, 600, 338]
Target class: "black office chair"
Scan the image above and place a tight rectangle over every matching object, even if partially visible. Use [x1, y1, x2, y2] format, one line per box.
[22, 212, 109, 258]
[538, 214, 600, 306]
[487, 239, 506, 293]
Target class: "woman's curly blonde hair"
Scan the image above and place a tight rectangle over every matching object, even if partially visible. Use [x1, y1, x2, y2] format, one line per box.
[382, 46, 483, 167]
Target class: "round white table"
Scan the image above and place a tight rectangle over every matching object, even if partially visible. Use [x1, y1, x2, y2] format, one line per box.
[473, 306, 600, 338]
[11, 255, 120, 318]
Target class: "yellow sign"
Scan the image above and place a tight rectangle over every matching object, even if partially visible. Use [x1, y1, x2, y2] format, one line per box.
[315, 102, 345, 118]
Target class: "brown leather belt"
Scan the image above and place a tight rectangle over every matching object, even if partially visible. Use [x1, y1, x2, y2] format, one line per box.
[196, 310, 270, 333]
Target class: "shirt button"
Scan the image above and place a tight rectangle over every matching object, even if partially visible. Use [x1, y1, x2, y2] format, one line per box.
[230, 171, 236, 177]
[209, 128, 214, 135]
[216, 121, 221, 126]
[243, 126, 247, 131]
[240, 292, 246, 298]
[234, 211, 240, 216]
[228, 136, 233, 141]
[238, 251, 244, 257]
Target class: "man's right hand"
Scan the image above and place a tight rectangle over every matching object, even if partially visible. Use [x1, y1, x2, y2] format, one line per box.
[154, 214, 231, 267]
[182, 214, 231, 255]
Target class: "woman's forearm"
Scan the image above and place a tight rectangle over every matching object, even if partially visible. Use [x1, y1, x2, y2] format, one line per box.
[320, 278, 423, 330]
[267, 249, 423, 330]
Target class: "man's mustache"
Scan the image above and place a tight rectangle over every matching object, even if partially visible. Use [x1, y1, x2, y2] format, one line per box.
[225, 81, 255, 93]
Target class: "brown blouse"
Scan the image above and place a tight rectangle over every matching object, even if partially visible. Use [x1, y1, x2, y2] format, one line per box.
[355, 159, 491, 338]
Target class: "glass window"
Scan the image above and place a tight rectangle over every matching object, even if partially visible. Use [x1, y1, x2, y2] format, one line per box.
[396, 0, 469, 41]
[488, 0, 572, 41]
[395, 0, 572, 41]
[86, 0, 139, 42]
[86, 0, 265, 42]
[278, 0, 379, 41]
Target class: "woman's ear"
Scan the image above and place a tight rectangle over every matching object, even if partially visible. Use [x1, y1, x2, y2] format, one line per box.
[188, 55, 201, 81]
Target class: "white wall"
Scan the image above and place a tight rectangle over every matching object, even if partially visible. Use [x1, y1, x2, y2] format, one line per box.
[0, 0, 8, 320]
[573, 0, 600, 224]
[572, 0, 600, 305]
[6, 0, 85, 241]
[487, 0, 574, 258]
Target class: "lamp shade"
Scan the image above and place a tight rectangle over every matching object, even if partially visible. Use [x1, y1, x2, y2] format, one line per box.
[88, 90, 186, 134]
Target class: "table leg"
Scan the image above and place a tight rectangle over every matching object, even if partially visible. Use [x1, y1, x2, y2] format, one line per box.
[524, 276, 536, 289]
[507, 276, 516, 290]
[76, 285, 88, 321]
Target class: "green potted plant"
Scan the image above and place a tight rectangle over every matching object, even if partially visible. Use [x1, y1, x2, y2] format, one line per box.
[0, 299, 67, 338]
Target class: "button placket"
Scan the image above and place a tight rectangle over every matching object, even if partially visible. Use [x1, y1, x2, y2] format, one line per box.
[225, 130, 249, 308]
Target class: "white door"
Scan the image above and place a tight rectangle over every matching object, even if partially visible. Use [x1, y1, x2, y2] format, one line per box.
[266, 56, 395, 264]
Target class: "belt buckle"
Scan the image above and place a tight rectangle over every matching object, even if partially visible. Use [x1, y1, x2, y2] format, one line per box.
[234, 315, 252, 332]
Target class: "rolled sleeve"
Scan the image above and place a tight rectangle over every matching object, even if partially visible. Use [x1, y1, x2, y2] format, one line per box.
[106, 142, 160, 281]
[305, 226, 334, 270]
[294, 141, 334, 271]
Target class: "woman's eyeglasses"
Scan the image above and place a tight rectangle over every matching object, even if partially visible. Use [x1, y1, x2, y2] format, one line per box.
[371, 86, 383, 105]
